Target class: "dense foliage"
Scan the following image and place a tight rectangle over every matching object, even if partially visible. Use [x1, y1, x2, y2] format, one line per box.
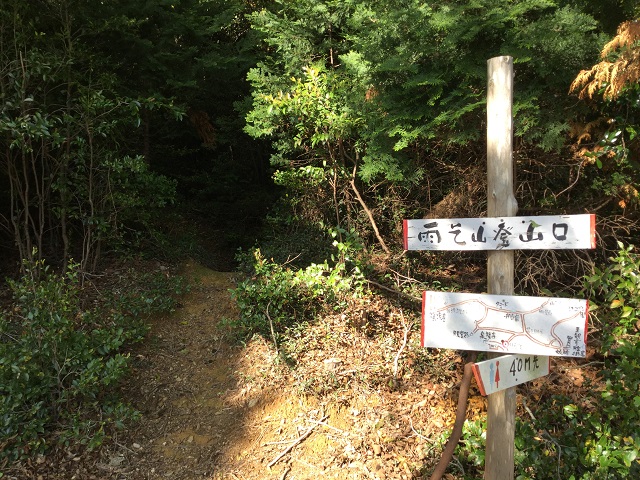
[237, 1, 640, 478]
[230, 226, 366, 346]
[2, 0, 640, 476]
[243, 1, 640, 293]
[245, 1, 618, 211]
[0, 1, 181, 272]
[0, 0, 266, 272]
[0, 260, 186, 462]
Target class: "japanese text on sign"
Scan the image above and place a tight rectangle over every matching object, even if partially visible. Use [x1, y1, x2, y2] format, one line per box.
[472, 354, 550, 396]
[403, 214, 595, 251]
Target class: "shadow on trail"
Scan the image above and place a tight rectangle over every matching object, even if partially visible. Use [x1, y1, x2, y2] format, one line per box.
[116, 262, 286, 480]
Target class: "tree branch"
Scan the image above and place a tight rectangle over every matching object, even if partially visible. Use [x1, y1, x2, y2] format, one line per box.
[430, 353, 478, 480]
[350, 164, 391, 254]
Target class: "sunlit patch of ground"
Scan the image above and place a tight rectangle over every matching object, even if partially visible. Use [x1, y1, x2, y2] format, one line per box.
[112, 261, 472, 480]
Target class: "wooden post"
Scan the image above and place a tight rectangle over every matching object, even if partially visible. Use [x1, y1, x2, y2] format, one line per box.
[485, 56, 517, 480]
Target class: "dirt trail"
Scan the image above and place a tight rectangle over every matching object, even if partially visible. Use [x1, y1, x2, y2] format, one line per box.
[113, 261, 379, 480]
[8, 258, 593, 480]
[111, 261, 281, 479]
[110, 261, 466, 480]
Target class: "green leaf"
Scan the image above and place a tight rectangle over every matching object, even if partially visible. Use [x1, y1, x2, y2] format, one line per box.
[621, 306, 633, 318]
[622, 450, 637, 467]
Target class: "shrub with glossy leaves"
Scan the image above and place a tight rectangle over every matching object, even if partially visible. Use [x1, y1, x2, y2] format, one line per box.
[0, 260, 184, 462]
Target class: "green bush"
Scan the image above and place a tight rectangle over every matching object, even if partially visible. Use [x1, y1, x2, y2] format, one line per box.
[0, 260, 184, 462]
[515, 244, 640, 479]
[584, 243, 640, 343]
[230, 231, 366, 340]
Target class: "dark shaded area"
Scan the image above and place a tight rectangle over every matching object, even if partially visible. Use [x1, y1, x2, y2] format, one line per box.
[145, 111, 278, 271]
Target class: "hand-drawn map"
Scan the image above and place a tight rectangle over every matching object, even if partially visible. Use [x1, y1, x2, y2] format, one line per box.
[422, 291, 588, 357]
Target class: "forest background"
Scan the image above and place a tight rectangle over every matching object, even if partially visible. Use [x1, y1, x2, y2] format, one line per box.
[1, 0, 640, 478]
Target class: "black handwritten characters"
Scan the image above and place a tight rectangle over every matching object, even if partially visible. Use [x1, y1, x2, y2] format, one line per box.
[519, 220, 543, 242]
[508, 355, 540, 380]
[472, 354, 550, 396]
[404, 214, 595, 251]
[493, 222, 513, 248]
[448, 223, 467, 245]
[417, 221, 441, 244]
[472, 222, 487, 243]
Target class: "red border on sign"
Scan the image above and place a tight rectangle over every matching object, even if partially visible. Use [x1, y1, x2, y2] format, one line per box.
[590, 214, 596, 249]
[403, 219, 408, 251]
[472, 364, 487, 396]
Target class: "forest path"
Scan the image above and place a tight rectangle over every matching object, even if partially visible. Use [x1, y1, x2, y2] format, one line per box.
[109, 257, 481, 480]
[110, 257, 593, 480]
[115, 261, 372, 480]
[14, 257, 591, 480]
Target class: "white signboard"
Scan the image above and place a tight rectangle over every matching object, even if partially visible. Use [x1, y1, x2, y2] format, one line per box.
[472, 354, 550, 396]
[404, 214, 595, 251]
[422, 291, 588, 357]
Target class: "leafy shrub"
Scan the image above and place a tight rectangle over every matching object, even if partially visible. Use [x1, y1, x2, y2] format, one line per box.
[107, 268, 189, 319]
[0, 260, 184, 462]
[256, 166, 336, 268]
[584, 243, 640, 343]
[456, 418, 487, 473]
[230, 231, 366, 340]
[515, 244, 640, 479]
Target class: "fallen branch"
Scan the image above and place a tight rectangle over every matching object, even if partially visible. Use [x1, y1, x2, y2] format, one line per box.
[279, 466, 291, 480]
[267, 414, 329, 469]
[409, 417, 436, 444]
[393, 310, 411, 379]
[350, 163, 391, 254]
[306, 418, 349, 435]
[365, 279, 422, 306]
[429, 353, 478, 480]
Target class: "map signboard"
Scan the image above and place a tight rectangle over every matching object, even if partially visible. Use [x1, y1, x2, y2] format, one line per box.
[472, 354, 550, 396]
[403, 214, 595, 251]
[422, 291, 588, 357]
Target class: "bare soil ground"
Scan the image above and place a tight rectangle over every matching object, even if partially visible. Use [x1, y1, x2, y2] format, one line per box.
[111, 261, 467, 480]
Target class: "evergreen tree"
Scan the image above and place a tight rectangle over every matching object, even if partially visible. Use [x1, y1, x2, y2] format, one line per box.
[243, 0, 617, 253]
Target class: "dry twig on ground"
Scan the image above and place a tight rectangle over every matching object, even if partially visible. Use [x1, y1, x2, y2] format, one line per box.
[267, 414, 329, 469]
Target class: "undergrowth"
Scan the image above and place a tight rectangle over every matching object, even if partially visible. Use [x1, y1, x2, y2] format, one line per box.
[0, 259, 186, 466]
[231, 195, 640, 479]
[229, 226, 367, 341]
